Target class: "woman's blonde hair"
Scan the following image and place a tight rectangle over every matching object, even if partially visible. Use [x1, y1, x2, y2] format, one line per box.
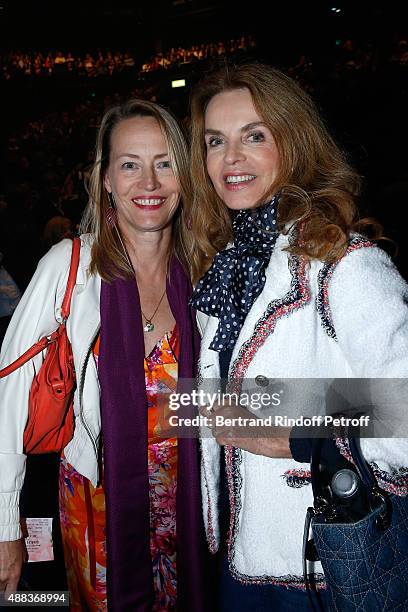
[81, 98, 192, 281]
[190, 62, 381, 283]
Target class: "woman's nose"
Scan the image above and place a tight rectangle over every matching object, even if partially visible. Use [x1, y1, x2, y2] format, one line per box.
[223, 141, 246, 165]
[138, 169, 160, 191]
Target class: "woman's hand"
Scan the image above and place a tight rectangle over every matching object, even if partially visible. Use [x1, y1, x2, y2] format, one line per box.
[0, 539, 25, 597]
[200, 401, 292, 458]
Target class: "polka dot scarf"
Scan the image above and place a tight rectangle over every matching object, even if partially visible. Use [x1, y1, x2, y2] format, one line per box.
[191, 196, 279, 352]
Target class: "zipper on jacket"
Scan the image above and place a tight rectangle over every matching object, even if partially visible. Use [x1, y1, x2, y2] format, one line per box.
[78, 325, 100, 457]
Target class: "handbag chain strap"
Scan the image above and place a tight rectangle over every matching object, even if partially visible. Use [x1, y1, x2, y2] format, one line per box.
[303, 506, 325, 612]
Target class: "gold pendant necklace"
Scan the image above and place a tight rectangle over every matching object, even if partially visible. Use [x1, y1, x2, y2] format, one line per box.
[141, 288, 166, 333]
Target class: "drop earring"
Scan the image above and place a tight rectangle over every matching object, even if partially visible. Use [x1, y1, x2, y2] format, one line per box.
[106, 192, 117, 227]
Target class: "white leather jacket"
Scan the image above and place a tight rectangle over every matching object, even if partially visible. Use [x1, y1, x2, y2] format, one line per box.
[0, 236, 101, 541]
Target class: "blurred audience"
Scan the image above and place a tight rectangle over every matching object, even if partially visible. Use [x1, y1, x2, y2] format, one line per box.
[141, 35, 256, 71]
[1, 49, 138, 79]
[4, 34, 408, 81]
[0, 36, 256, 80]
[1, 30, 408, 287]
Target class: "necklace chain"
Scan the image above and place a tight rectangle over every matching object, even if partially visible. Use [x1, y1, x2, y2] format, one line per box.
[140, 288, 167, 331]
[115, 225, 166, 332]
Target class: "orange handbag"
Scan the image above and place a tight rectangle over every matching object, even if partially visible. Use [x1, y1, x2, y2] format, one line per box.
[0, 237, 81, 454]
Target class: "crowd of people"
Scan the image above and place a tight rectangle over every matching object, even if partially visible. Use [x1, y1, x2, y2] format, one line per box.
[1, 34, 407, 301]
[2, 35, 408, 83]
[0, 36, 256, 80]
[140, 36, 256, 72]
[0, 49, 136, 79]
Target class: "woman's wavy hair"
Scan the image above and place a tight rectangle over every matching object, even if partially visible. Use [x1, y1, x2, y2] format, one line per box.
[190, 62, 381, 283]
[80, 98, 193, 281]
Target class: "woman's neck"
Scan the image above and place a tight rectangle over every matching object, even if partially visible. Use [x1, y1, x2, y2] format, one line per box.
[120, 225, 172, 280]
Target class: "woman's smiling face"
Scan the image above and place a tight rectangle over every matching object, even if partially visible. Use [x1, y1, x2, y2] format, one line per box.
[104, 115, 180, 237]
[204, 88, 280, 210]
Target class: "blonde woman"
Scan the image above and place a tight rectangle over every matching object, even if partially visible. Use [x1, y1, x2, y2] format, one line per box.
[0, 100, 208, 611]
[190, 63, 408, 610]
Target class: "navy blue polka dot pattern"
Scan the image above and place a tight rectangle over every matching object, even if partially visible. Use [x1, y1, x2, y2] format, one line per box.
[191, 196, 279, 352]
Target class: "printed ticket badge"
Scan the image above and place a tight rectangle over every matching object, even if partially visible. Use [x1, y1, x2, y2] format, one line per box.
[25, 518, 54, 563]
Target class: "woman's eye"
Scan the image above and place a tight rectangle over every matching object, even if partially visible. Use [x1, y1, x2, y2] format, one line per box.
[157, 160, 171, 169]
[207, 136, 223, 148]
[122, 161, 137, 170]
[247, 131, 265, 143]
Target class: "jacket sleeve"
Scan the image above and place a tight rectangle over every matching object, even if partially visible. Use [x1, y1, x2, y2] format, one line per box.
[328, 243, 408, 489]
[0, 239, 72, 540]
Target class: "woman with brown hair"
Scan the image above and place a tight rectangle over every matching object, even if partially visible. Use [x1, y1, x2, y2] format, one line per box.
[0, 99, 207, 611]
[190, 63, 408, 610]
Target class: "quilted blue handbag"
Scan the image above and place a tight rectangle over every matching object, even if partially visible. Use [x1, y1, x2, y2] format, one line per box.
[304, 436, 408, 611]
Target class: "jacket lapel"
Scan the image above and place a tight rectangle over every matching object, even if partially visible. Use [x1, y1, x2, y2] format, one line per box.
[229, 234, 311, 388]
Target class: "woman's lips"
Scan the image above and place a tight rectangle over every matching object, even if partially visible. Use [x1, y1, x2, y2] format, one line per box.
[131, 196, 166, 210]
[223, 174, 257, 191]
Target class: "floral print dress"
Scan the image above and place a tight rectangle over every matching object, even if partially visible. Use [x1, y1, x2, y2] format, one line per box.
[59, 327, 179, 611]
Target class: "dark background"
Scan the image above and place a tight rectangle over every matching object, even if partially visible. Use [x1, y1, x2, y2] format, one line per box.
[1, 0, 408, 284]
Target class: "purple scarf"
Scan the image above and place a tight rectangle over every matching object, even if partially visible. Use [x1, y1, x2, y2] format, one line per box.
[99, 256, 208, 611]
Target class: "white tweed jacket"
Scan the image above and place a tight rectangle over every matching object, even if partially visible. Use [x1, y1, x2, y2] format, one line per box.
[198, 232, 408, 586]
